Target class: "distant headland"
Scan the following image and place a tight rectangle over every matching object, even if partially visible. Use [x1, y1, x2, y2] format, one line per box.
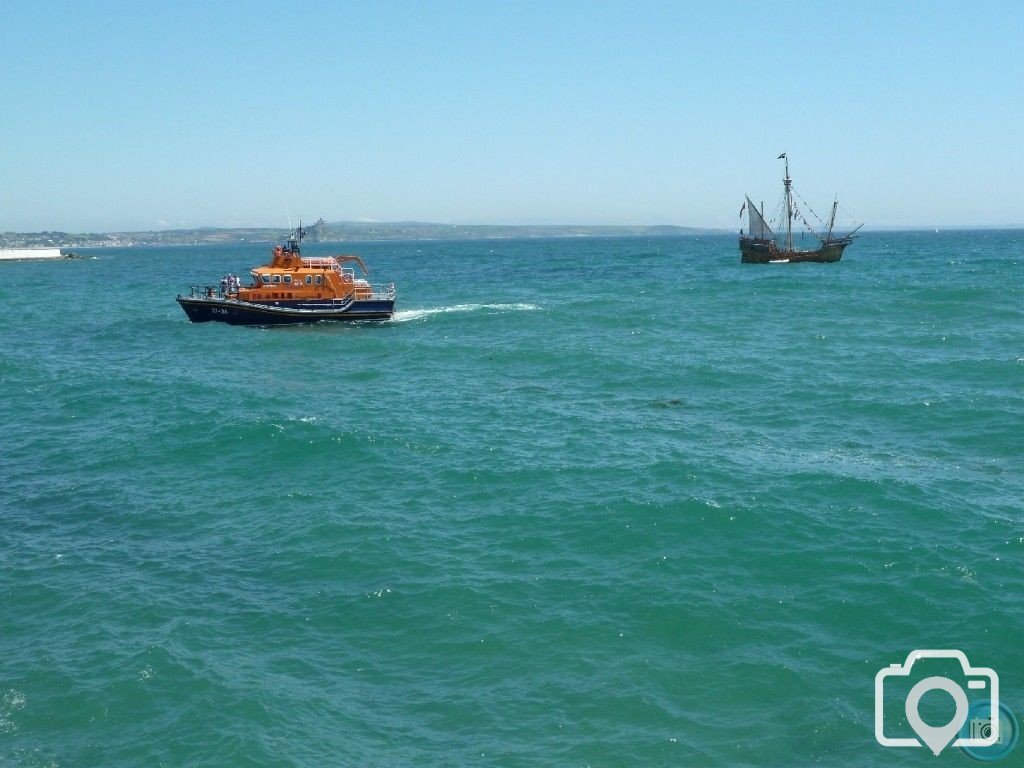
[0, 219, 723, 249]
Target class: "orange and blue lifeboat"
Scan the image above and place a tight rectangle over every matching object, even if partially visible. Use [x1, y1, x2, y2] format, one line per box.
[177, 238, 396, 325]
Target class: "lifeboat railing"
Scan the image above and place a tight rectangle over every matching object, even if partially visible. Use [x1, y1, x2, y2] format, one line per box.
[301, 257, 355, 275]
[185, 282, 395, 300]
[186, 285, 228, 299]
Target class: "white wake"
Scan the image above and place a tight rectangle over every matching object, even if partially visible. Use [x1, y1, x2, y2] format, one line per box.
[390, 303, 540, 323]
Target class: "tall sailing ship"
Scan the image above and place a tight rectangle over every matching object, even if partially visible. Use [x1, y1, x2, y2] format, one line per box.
[740, 154, 861, 263]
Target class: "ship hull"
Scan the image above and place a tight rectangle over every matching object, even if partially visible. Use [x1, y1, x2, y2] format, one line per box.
[740, 237, 849, 264]
[177, 296, 395, 325]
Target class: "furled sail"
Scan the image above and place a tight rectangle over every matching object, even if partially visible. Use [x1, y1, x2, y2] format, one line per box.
[746, 196, 773, 239]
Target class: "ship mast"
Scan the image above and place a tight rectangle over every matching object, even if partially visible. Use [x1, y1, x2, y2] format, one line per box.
[286, 219, 306, 254]
[781, 153, 793, 251]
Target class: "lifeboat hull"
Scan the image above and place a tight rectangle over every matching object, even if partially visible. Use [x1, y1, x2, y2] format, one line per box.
[177, 296, 395, 325]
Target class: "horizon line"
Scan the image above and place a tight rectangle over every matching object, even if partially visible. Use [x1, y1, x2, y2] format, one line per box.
[4, 221, 1024, 236]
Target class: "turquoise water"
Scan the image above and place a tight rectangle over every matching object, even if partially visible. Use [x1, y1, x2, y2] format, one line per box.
[1, 232, 1022, 766]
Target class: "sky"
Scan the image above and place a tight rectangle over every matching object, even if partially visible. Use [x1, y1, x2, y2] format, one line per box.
[1, 1, 1022, 232]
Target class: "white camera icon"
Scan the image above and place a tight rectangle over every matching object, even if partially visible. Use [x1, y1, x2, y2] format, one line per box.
[875, 649, 999, 755]
[969, 717, 1001, 743]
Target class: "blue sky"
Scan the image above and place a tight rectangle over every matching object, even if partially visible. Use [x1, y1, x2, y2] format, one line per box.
[1, 1, 1021, 231]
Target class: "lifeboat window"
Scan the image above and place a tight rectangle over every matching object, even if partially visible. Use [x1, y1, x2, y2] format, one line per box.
[315, 275, 323, 285]
[283, 275, 292, 284]
[261, 274, 272, 284]
[305, 275, 312, 285]
[272, 275, 281, 284]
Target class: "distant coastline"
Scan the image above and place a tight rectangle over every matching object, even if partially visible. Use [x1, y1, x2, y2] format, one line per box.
[0, 222, 723, 249]
[5, 222, 1022, 250]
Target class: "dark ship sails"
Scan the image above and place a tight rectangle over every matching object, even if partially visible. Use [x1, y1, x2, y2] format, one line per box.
[739, 154, 861, 264]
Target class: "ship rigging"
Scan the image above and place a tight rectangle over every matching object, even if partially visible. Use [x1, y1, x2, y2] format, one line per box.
[739, 154, 861, 264]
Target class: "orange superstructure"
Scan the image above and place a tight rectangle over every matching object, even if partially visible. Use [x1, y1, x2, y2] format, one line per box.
[229, 243, 379, 302]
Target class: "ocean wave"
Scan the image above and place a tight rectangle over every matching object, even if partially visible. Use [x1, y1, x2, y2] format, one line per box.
[0, 689, 26, 734]
[390, 303, 540, 323]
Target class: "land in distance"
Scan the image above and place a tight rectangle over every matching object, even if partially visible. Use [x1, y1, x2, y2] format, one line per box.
[0, 221, 723, 249]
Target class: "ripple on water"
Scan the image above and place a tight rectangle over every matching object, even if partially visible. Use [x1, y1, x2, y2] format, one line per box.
[1, 233, 1022, 766]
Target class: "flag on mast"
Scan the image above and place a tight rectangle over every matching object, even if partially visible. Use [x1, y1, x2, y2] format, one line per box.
[777, 152, 786, 159]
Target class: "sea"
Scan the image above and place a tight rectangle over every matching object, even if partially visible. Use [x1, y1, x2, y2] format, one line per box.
[1, 231, 1022, 767]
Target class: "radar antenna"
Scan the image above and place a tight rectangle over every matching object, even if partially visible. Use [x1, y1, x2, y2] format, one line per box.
[286, 218, 306, 253]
